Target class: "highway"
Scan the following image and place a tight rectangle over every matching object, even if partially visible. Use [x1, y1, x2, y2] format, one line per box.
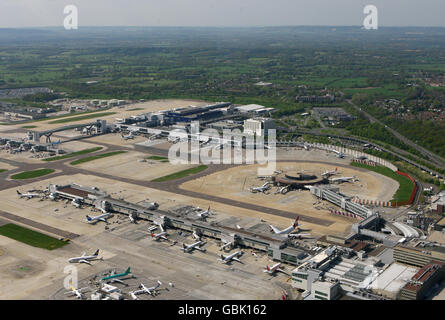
[346, 99, 445, 170]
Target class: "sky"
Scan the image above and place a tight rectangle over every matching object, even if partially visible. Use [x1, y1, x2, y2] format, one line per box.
[0, 0, 444, 28]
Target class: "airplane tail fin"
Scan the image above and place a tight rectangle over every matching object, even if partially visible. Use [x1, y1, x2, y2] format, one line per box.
[335, 167, 338, 171]
[151, 232, 155, 238]
[266, 265, 270, 271]
[86, 215, 92, 221]
[220, 254, 225, 260]
[157, 281, 162, 286]
[125, 267, 131, 274]
[293, 216, 299, 228]
[94, 249, 100, 256]
[183, 243, 186, 249]
[16, 190, 21, 195]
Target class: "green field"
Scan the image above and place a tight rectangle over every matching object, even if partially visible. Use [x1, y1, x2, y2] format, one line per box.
[152, 165, 208, 182]
[43, 147, 103, 162]
[0, 169, 7, 173]
[11, 168, 55, 180]
[0, 224, 68, 250]
[70, 151, 126, 165]
[146, 155, 169, 161]
[48, 112, 116, 124]
[21, 125, 37, 129]
[350, 162, 415, 203]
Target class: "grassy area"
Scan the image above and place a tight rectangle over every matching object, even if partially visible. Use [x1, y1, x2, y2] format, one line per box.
[152, 165, 208, 182]
[48, 112, 116, 124]
[70, 151, 126, 165]
[22, 125, 37, 129]
[0, 224, 67, 250]
[146, 155, 168, 161]
[0, 109, 113, 126]
[350, 162, 415, 203]
[0, 169, 7, 173]
[43, 147, 103, 162]
[11, 168, 55, 180]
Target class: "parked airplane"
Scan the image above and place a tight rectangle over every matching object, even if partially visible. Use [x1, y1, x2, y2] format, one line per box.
[17, 190, 40, 199]
[101, 267, 132, 284]
[121, 132, 134, 140]
[264, 263, 289, 275]
[64, 282, 89, 299]
[192, 230, 202, 241]
[220, 251, 243, 264]
[270, 217, 301, 235]
[250, 182, 271, 193]
[150, 225, 168, 241]
[321, 168, 338, 177]
[72, 198, 82, 208]
[129, 213, 138, 223]
[197, 206, 211, 219]
[220, 239, 234, 251]
[330, 176, 356, 184]
[86, 212, 113, 223]
[130, 281, 162, 300]
[181, 241, 206, 253]
[145, 202, 159, 210]
[331, 149, 345, 158]
[68, 249, 103, 265]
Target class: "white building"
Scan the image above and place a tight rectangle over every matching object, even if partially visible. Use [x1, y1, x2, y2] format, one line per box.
[311, 280, 341, 300]
[243, 118, 276, 137]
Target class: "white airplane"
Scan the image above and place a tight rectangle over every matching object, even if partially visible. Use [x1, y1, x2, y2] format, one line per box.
[121, 132, 134, 140]
[86, 212, 113, 223]
[192, 230, 201, 241]
[64, 282, 89, 299]
[130, 281, 162, 300]
[145, 202, 159, 210]
[220, 251, 243, 264]
[17, 190, 40, 199]
[250, 182, 271, 193]
[331, 149, 345, 158]
[322, 168, 338, 177]
[197, 206, 211, 219]
[72, 198, 82, 208]
[330, 176, 356, 184]
[220, 239, 234, 251]
[150, 226, 168, 241]
[180, 241, 206, 253]
[270, 217, 301, 235]
[264, 263, 289, 275]
[68, 249, 103, 265]
[129, 213, 138, 223]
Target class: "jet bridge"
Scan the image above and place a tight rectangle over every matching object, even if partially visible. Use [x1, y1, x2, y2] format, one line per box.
[309, 185, 373, 219]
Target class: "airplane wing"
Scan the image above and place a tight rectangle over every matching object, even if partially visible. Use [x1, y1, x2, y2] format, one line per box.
[132, 289, 144, 295]
[269, 225, 281, 234]
[232, 257, 242, 263]
[160, 236, 168, 241]
[78, 259, 92, 265]
[277, 268, 289, 275]
[110, 278, 125, 284]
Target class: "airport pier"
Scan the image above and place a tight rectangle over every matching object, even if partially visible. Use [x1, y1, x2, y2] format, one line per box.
[48, 183, 310, 265]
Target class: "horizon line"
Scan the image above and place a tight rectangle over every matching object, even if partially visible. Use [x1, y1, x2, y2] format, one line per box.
[1, 25, 445, 30]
